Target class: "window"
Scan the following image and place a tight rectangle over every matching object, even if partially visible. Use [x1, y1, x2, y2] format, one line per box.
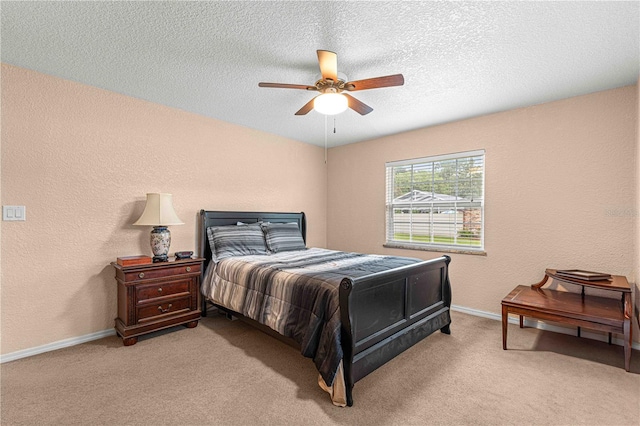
[385, 150, 485, 253]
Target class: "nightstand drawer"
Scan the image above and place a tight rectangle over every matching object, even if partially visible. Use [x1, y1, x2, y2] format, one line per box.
[124, 263, 201, 282]
[137, 295, 192, 322]
[136, 280, 190, 302]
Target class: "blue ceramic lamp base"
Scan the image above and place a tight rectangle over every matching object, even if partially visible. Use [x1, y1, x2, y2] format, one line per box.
[150, 226, 171, 262]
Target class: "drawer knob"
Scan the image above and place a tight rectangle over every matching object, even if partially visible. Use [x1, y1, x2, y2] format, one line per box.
[186, 266, 191, 272]
[138, 272, 145, 279]
[157, 287, 162, 293]
[157, 304, 172, 314]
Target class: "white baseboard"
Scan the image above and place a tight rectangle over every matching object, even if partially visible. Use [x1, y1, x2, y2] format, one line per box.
[0, 329, 116, 364]
[2, 305, 637, 363]
[450, 304, 640, 351]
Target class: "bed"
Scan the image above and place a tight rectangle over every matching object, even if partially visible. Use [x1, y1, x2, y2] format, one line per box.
[198, 210, 452, 406]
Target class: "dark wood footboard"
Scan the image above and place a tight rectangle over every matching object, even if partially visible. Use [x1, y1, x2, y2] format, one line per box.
[339, 255, 452, 406]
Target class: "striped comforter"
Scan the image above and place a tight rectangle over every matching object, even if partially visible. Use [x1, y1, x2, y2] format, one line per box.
[201, 248, 421, 386]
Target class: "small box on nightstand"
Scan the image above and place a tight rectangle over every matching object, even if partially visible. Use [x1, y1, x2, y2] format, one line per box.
[116, 255, 152, 266]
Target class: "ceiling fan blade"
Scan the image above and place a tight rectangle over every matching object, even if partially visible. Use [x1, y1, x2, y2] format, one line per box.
[343, 74, 404, 91]
[259, 82, 317, 90]
[317, 50, 338, 82]
[295, 97, 317, 115]
[343, 93, 373, 115]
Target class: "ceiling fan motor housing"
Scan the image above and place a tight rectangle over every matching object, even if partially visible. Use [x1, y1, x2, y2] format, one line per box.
[316, 79, 346, 94]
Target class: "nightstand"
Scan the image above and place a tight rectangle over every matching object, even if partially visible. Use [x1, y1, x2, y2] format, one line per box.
[111, 257, 204, 346]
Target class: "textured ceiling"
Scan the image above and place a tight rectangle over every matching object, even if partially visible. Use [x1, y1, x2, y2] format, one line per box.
[2, 1, 638, 147]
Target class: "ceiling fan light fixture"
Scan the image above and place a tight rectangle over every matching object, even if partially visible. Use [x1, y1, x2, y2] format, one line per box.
[313, 93, 348, 115]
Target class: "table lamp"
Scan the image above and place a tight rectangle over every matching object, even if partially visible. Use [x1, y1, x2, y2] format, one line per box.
[133, 193, 184, 262]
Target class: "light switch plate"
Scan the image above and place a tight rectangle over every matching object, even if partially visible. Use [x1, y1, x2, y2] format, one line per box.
[3, 206, 26, 221]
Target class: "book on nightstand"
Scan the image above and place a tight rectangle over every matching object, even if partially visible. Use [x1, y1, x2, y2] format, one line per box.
[117, 255, 153, 266]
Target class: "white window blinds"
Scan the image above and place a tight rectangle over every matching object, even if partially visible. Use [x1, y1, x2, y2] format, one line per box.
[385, 150, 485, 251]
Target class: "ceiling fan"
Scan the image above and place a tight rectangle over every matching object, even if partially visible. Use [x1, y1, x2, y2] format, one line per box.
[258, 50, 404, 116]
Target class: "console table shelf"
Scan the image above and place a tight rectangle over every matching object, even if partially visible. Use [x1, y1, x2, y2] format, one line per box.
[501, 269, 632, 371]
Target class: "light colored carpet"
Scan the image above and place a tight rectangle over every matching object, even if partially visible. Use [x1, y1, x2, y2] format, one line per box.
[1, 310, 638, 425]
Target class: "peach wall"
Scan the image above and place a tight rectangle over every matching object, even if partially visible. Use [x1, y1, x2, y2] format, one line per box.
[0, 64, 327, 355]
[2, 62, 637, 357]
[636, 77, 640, 321]
[328, 85, 638, 341]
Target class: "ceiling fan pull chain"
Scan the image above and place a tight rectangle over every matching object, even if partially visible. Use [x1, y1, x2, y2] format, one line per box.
[324, 114, 328, 164]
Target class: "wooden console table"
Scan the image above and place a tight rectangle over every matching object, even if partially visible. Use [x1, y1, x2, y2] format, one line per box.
[501, 269, 632, 371]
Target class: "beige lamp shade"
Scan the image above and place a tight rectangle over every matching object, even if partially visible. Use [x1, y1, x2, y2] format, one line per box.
[133, 193, 184, 226]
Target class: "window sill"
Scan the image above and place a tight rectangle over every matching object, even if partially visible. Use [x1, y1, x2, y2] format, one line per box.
[383, 242, 487, 256]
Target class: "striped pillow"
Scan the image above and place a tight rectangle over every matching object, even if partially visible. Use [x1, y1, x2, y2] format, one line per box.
[207, 223, 268, 262]
[262, 222, 306, 253]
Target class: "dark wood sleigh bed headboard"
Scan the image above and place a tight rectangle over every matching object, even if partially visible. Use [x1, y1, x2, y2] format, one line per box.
[198, 210, 306, 265]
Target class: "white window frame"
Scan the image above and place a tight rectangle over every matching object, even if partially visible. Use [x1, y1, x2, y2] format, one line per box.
[385, 149, 485, 254]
